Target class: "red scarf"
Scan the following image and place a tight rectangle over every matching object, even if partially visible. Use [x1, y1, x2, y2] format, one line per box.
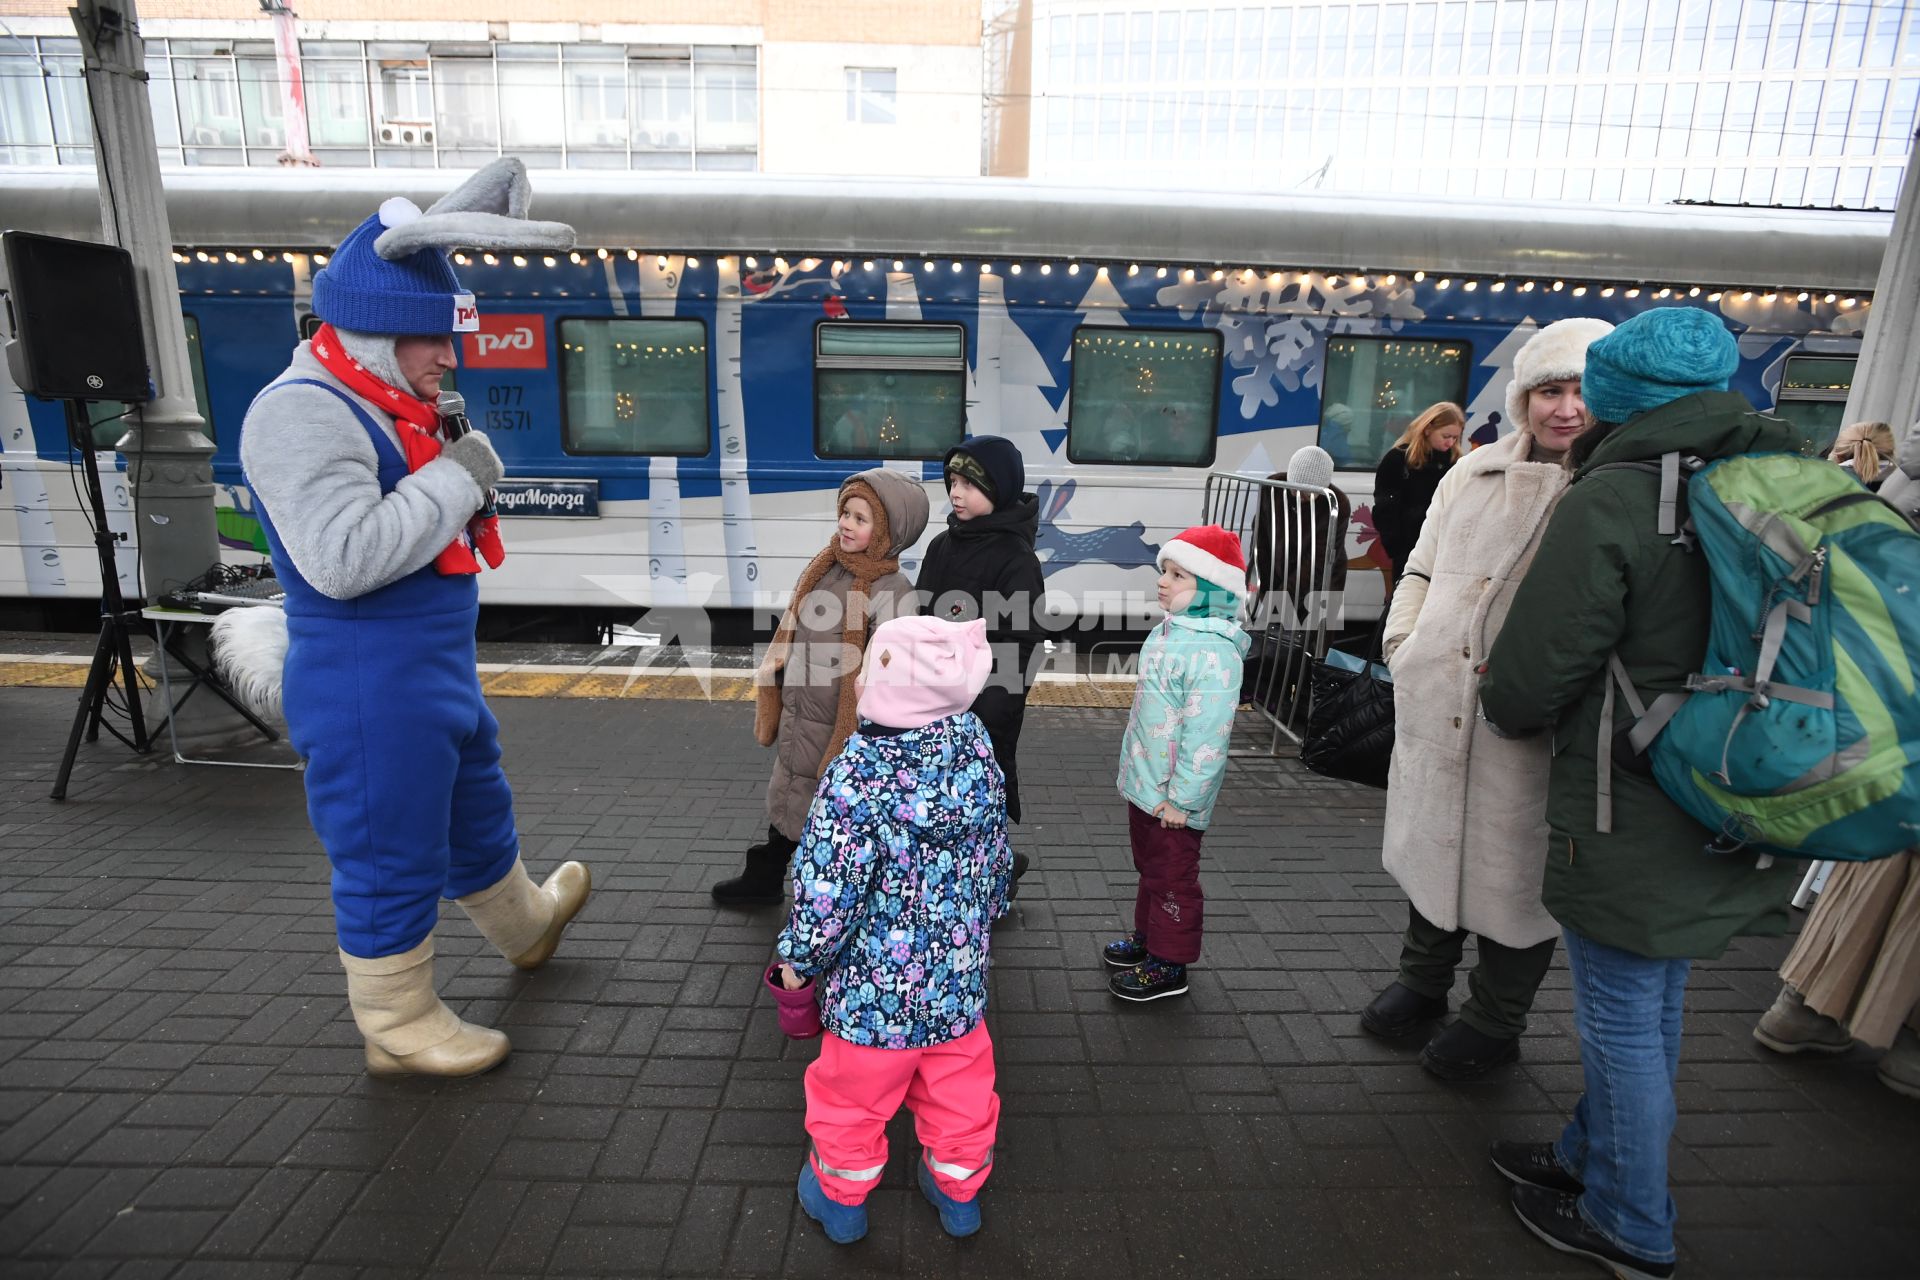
[310, 323, 504, 575]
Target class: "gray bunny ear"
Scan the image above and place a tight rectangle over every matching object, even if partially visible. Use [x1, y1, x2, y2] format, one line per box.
[372, 158, 575, 260]
[374, 211, 575, 260]
[426, 157, 533, 219]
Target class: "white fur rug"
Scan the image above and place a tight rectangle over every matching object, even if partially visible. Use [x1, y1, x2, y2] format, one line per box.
[210, 607, 288, 724]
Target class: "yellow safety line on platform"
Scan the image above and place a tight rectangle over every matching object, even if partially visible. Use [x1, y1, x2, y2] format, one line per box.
[0, 660, 1136, 706]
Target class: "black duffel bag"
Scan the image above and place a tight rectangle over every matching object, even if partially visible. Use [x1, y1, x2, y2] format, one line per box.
[1300, 643, 1395, 789]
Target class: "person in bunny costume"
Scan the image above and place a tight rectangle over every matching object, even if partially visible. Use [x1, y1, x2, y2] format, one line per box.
[237, 160, 590, 1078]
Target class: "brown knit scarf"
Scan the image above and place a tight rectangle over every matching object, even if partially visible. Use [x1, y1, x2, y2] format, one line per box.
[754, 477, 897, 774]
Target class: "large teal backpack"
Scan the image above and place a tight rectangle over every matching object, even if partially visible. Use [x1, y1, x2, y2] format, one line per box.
[1601, 451, 1920, 862]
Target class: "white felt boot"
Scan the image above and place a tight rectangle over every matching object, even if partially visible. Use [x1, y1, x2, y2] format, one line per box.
[457, 856, 591, 971]
[341, 938, 509, 1078]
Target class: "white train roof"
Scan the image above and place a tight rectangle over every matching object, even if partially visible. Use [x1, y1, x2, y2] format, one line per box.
[0, 168, 1891, 291]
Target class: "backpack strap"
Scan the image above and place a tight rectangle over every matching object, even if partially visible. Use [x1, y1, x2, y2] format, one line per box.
[1595, 653, 1689, 835]
[1588, 452, 1707, 548]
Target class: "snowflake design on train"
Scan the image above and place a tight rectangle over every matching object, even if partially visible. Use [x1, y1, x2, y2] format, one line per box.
[1156, 273, 1427, 419]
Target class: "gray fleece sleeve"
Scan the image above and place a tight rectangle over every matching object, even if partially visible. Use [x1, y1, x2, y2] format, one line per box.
[240, 384, 485, 600]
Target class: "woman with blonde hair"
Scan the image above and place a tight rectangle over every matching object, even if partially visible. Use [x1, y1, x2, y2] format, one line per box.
[1371, 402, 1465, 576]
[1828, 420, 1896, 491]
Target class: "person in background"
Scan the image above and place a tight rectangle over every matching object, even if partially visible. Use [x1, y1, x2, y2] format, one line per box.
[1319, 403, 1359, 467]
[711, 470, 929, 905]
[1827, 420, 1897, 491]
[1251, 444, 1351, 625]
[778, 617, 1011, 1244]
[1753, 853, 1920, 1100]
[917, 436, 1046, 886]
[1104, 526, 1250, 1003]
[1361, 317, 1613, 1082]
[1479, 308, 1806, 1280]
[1371, 401, 1465, 578]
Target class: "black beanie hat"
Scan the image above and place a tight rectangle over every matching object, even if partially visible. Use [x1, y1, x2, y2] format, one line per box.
[943, 436, 1025, 511]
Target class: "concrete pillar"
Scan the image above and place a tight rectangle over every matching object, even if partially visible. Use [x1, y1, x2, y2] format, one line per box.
[71, 1, 272, 755]
[71, 0, 219, 602]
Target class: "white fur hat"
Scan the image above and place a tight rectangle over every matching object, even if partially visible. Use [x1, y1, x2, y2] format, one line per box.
[1504, 317, 1615, 433]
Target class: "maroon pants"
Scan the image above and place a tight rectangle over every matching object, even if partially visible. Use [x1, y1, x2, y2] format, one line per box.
[1128, 803, 1206, 965]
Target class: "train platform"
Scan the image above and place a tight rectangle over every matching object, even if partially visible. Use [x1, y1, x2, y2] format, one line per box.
[2, 679, 1916, 1279]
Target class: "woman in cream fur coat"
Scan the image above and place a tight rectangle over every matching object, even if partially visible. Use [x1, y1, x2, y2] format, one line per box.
[1359, 317, 1613, 1080]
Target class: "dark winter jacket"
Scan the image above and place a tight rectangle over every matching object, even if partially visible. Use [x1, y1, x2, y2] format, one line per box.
[1371, 444, 1455, 573]
[1251, 471, 1350, 619]
[1479, 392, 1808, 960]
[919, 438, 1046, 822]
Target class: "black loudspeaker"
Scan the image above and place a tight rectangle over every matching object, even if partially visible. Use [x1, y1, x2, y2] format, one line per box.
[2, 229, 151, 402]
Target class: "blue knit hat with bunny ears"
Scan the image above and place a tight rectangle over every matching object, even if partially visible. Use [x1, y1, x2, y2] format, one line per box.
[311, 202, 474, 335]
[310, 158, 574, 336]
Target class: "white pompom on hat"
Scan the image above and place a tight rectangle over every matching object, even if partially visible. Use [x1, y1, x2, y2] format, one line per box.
[1504, 317, 1616, 433]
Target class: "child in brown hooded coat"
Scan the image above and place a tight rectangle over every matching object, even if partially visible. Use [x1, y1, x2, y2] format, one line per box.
[711, 468, 930, 904]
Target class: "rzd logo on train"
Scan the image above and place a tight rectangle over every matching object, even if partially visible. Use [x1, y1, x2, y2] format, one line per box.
[463, 314, 548, 369]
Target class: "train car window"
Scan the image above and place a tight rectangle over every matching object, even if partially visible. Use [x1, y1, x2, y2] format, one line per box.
[1774, 354, 1855, 451]
[813, 322, 966, 461]
[558, 317, 709, 456]
[1065, 326, 1221, 468]
[1319, 336, 1470, 470]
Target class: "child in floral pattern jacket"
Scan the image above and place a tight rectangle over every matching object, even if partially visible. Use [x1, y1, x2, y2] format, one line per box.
[1106, 525, 1251, 1004]
[777, 616, 1013, 1245]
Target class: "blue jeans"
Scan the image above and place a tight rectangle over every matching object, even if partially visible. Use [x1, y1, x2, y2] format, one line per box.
[1553, 928, 1691, 1267]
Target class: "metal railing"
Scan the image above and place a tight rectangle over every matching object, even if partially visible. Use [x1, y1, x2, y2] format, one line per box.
[1201, 471, 1342, 756]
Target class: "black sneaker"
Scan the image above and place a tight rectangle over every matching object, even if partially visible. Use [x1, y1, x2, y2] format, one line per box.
[1110, 957, 1189, 1002]
[1008, 850, 1030, 902]
[1490, 1141, 1584, 1196]
[1359, 981, 1449, 1039]
[1102, 932, 1148, 969]
[1420, 1019, 1520, 1080]
[1510, 1184, 1674, 1280]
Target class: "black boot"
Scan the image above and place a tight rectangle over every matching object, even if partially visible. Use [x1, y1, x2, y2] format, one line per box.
[1360, 981, 1448, 1040]
[1420, 1019, 1520, 1080]
[711, 829, 791, 906]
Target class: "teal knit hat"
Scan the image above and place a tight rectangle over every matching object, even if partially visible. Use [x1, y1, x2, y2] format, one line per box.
[1580, 308, 1739, 425]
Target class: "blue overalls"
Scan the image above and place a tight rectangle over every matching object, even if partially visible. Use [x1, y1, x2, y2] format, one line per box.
[250, 378, 518, 959]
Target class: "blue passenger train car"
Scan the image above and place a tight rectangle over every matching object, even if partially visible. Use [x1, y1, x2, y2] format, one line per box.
[0, 171, 1889, 629]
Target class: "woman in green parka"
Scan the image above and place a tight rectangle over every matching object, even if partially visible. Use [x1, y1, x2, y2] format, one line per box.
[1477, 309, 1807, 1280]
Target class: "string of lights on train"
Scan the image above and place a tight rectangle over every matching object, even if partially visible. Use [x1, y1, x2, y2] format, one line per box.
[166, 248, 1869, 311]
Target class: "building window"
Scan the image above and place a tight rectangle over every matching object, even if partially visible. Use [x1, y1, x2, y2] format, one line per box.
[1320, 337, 1470, 470]
[1067, 327, 1220, 467]
[1774, 353, 1854, 450]
[845, 67, 896, 125]
[559, 318, 710, 457]
[815, 323, 966, 460]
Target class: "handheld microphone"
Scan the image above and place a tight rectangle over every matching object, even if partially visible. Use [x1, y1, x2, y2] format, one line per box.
[437, 391, 495, 519]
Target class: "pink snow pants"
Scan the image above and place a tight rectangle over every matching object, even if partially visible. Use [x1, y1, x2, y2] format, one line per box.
[804, 1022, 1000, 1206]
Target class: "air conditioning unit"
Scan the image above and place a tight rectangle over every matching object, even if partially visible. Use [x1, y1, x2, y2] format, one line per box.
[377, 119, 436, 147]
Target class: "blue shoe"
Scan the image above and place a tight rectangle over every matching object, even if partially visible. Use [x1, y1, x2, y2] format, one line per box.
[917, 1156, 983, 1237]
[797, 1162, 868, 1245]
[1102, 931, 1148, 969]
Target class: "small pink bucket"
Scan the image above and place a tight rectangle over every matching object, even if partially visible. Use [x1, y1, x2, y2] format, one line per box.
[765, 961, 823, 1039]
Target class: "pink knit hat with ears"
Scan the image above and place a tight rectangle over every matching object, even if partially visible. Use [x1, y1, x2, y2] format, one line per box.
[857, 617, 993, 730]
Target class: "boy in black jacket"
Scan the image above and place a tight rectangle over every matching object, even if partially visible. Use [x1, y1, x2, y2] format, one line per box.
[918, 437, 1046, 879]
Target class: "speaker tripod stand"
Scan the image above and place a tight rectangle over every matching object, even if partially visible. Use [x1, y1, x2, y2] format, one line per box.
[50, 399, 150, 800]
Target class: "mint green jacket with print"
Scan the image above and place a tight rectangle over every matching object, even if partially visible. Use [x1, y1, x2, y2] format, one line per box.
[1117, 614, 1250, 829]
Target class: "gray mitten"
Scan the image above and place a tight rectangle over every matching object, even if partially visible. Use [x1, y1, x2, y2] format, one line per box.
[442, 431, 503, 494]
